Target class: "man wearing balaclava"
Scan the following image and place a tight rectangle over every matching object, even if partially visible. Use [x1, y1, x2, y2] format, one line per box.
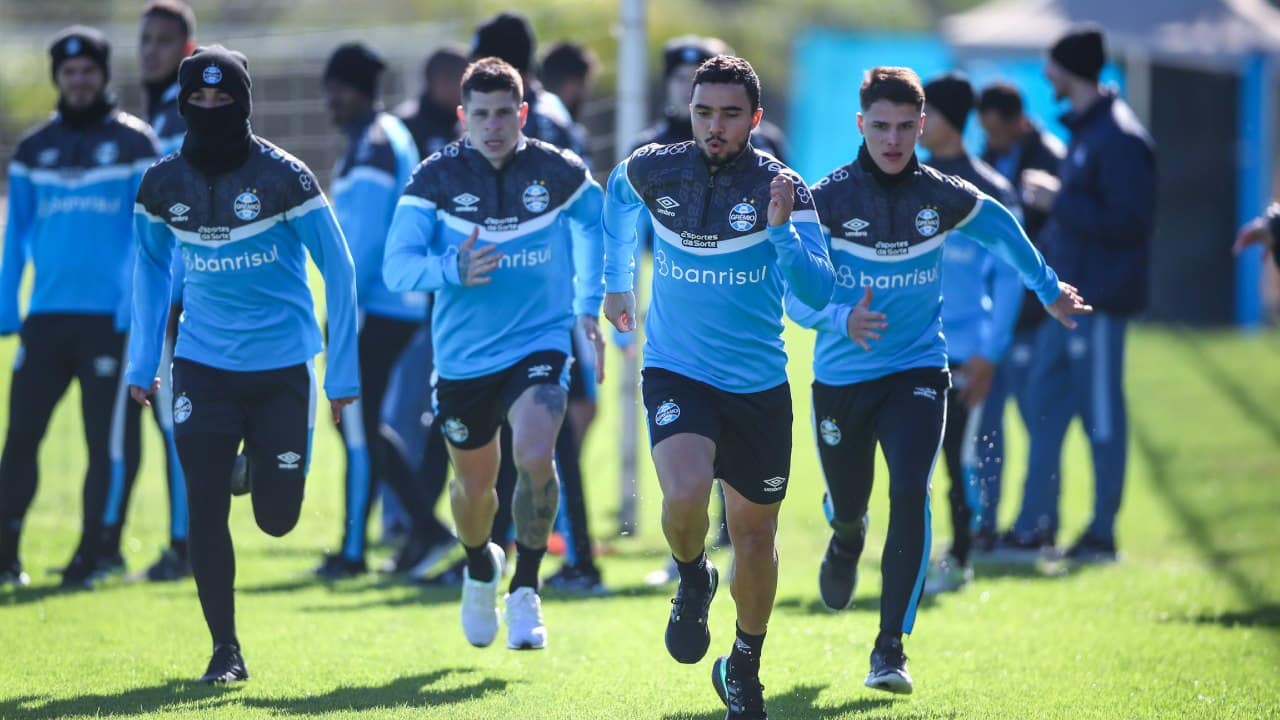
[125, 44, 361, 683]
[0, 25, 159, 591]
[917, 72, 1023, 596]
[312, 42, 451, 582]
[1004, 24, 1155, 564]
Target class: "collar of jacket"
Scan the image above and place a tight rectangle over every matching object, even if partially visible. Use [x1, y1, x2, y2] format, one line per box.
[460, 134, 530, 173]
[857, 142, 920, 189]
[1058, 89, 1116, 132]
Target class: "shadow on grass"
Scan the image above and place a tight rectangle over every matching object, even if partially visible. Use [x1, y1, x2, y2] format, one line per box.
[1182, 603, 1280, 630]
[662, 684, 948, 720]
[297, 579, 676, 614]
[0, 667, 508, 719]
[773, 593, 938, 616]
[0, 578, 133, 607]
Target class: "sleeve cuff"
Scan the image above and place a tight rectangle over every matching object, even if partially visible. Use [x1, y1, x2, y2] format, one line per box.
[441, 246, 462, 286]
[604, 274, 634, 294]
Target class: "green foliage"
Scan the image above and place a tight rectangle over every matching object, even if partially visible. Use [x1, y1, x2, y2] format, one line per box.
[0, 326, 1276, 718]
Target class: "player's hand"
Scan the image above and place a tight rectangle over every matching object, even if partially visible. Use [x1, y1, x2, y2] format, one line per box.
[957, 355, 996, 410]
[1021, 168, 1061, 212]
[577, 315, 607, 383]
[130, 379, 161, 408]
[1044, 281, 1093, 330]
[767, 174, 795, 227]
[846, 287, 888, 351]
[604, 291, 637, 333]
[1234, 215, 1275, 256]
[457, 227, 503, 286]
[330, 396, 357, 424]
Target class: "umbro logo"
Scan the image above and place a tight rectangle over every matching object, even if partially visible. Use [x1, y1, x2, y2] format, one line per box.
[655, 196, 679, 217]
[762, 476, 786, 493]
[168, 203, 191, 222]
[453, 193, 480, 212]
[527, 364, 553, 379]
[843, 217, 869, 237]
[913, 387, 938, 401]
[277, 451, 302, 469]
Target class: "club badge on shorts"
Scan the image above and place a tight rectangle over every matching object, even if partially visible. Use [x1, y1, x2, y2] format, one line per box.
[654, 400, 680, 426]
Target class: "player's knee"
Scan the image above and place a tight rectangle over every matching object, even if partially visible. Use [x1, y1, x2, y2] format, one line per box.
[255, 507, 300, 537]
[728, 523, 777, 560]
[888, 481, 929, 508]
[511, 440, 555, 479]
[662, 480, 711, 513]
[450, 474, 493, 502]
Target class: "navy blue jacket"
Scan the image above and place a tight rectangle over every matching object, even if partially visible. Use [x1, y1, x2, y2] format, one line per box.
[1039, 92, 1155, 315]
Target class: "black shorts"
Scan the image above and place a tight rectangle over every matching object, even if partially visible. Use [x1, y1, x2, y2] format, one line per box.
[642, 367, 792, 505]
[434, 350, 571, 450]
[567, 326, 597, 402]
[171, 357, 315, 474]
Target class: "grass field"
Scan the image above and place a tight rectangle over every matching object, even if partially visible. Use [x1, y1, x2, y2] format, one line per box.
[0, 325, 1277, 719]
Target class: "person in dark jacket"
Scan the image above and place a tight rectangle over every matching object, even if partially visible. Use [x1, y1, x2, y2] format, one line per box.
[972, 81, 1068, 555]
[1006, 24, 1155, 563]
[396, 45, 467, 158]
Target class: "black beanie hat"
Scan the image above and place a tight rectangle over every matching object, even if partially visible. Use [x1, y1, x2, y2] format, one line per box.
[924, 72, 975, 133]
[472, 12, 535, 75]
[50, 26, 111, 84]
[662, 36, 717, 80]
[324, 42, 386, 100]
[178, 45, 251, 117]
[1050, 24, 1106, 82]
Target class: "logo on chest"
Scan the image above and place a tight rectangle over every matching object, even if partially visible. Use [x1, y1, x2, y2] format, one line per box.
[915, 207, 940, 237]
[842, 217, 870, 237]
[168, 202, 191, 222]
[655, 196, 680, 217]
[234, 191, 261, 221]
[93, 141, 118, 166]
[523, 182, 550, 213]
[452, 193, 480, 213]
[728, 201, 757, 232]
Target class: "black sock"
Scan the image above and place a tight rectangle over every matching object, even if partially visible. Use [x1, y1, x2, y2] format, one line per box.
[101, 524, 123, 557]
[730, 623, 765, 675]
[509, 541, 546, 593]
[674, 551, 709, 589]
[464, 542, 495, 583]
[171, 539, 189, 559]
[875, 629, 903, 649]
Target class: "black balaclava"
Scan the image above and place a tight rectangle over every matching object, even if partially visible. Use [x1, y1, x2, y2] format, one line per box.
[178, 45, 252, 175]
[1050, 24, 1106, 82]
[50, 26, 116, 130]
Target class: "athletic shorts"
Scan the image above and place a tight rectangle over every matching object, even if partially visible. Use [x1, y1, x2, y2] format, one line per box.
[434, 350, 571, 450]
[171, 357, 316, 474]
[641, 367, 792, 505]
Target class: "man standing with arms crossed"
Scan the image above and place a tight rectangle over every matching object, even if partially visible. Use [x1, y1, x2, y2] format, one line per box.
[384, 58, 605, 650]
[602, 55, 834, 720]
[786, 67, 1090, 694]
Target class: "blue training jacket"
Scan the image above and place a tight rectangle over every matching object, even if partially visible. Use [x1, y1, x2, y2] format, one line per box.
[331, 111, 426, 322]
[786, 146, 1060, 386]
[383, 135, 605, 381]
[126, 136, 361, 399]
[1, 107, 159, 334]
[928, 153, 1024, 365]
[603, 141, 835, 394]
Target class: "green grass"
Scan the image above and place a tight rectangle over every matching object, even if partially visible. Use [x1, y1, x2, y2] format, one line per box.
[0, 325, 1277, 719]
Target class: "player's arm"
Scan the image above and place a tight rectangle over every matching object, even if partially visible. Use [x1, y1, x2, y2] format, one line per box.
[334, 164, 401, 305]
[956, 195, 1091, 328]
[565, 174, 608, 381]
[767, 174, 835, 311]
[0, 160, 34, 335]
[116, 149, 159, 333]
[124, 202, 176, 405]
[290, 194, 361, 411]
[601, 160, 644, 332]
[982, 250, 1024, 364]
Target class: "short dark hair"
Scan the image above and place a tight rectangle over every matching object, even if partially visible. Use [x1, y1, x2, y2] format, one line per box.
[141, 0, 195, 39]
[424, 45, 468, 84]
[461, 57, 524, 104]
[541, 41, 597, 88]
[859, 66, 924, 111]
[977, 82, 1024, 120]
[692, 54, 760, 111]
